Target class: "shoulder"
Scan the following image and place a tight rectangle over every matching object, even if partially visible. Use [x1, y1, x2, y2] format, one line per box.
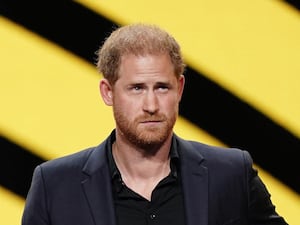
[34, 131, 114, 179]
[35, 147, 96, 177]
[175, 135, 253, 167]
[37, 138, 108, 175]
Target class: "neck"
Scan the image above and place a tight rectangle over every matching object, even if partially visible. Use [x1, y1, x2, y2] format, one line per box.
[112, 141, 171, 178]
[112, 137, 172, 200]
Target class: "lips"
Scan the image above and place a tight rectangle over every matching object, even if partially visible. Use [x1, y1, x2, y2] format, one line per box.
[142, 120, 161, 123]
[137, 115, 166, 124]
[140, 117, 164, 123]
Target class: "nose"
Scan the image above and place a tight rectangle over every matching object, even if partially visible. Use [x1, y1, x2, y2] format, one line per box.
[143, 91, 159, 114]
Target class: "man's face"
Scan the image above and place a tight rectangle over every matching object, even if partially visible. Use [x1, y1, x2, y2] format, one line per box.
[112, 53, 185, 150]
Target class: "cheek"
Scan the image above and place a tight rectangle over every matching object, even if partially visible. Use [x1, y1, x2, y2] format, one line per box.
[114, 95, 139, 111]
[164, 96, 180, 109]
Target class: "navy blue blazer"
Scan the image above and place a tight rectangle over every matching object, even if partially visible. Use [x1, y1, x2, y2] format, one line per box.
[22, 132, 287, 225]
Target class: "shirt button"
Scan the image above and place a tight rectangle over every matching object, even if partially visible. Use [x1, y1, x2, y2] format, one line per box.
[150, 214, 156, 220]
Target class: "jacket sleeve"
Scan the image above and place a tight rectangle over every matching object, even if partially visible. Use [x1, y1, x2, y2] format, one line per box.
[244, 151, 289, 225]
[22, 165, 50, 225]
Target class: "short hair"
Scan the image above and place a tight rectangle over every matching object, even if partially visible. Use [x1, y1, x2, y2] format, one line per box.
[96, 23, 185, 85]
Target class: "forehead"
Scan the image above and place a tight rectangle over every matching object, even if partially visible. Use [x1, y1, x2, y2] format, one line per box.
[119, 53, 174, 76]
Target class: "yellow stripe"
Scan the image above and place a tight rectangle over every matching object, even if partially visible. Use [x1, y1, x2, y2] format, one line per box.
[0, 186, 25, 225]
[77, 0, 300, 139]
[0, 17, 112, 159]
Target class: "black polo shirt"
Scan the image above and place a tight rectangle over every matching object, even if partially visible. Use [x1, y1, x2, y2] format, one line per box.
[107, 134, 186, 225]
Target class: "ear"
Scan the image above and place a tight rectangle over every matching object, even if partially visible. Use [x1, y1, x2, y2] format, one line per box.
[178, 75, 185, 101]
[99, 79, 113, 106]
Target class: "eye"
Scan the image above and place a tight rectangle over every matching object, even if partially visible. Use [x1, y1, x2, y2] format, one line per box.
[128, 84, 144, 93]
[158, 85, 168, 90]
[156, 84, 170, 93]
[133, 86, 142, 91]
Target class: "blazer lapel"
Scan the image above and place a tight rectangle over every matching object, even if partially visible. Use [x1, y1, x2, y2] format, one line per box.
[80, 133, 209, 225]
[177, 137, 209, 225]
[81, 143, 117, 225]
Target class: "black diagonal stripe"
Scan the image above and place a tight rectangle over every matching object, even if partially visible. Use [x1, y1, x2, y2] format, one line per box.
[1, 0, 297, 66]
[284, 0, 300, 10]
[1, 1, 299, 197]
[0, 1, 118, 63]
[0, 136, 45, 198]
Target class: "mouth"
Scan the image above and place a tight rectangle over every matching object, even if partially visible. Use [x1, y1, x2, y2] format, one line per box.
[138, 116, 165, 125]
[139, 119, 164, 128]
[142, 120, 161, 123]
[141, 121, 161, 126]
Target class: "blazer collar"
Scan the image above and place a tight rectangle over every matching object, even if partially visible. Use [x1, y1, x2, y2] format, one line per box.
[175, 135, 209, 225]
[81, 132, 117, 225]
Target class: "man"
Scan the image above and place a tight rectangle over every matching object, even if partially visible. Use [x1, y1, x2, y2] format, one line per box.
[22, 23, 288, 225]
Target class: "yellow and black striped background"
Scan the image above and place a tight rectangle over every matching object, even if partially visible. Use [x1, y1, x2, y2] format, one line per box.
[1, 1, 299, 224]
